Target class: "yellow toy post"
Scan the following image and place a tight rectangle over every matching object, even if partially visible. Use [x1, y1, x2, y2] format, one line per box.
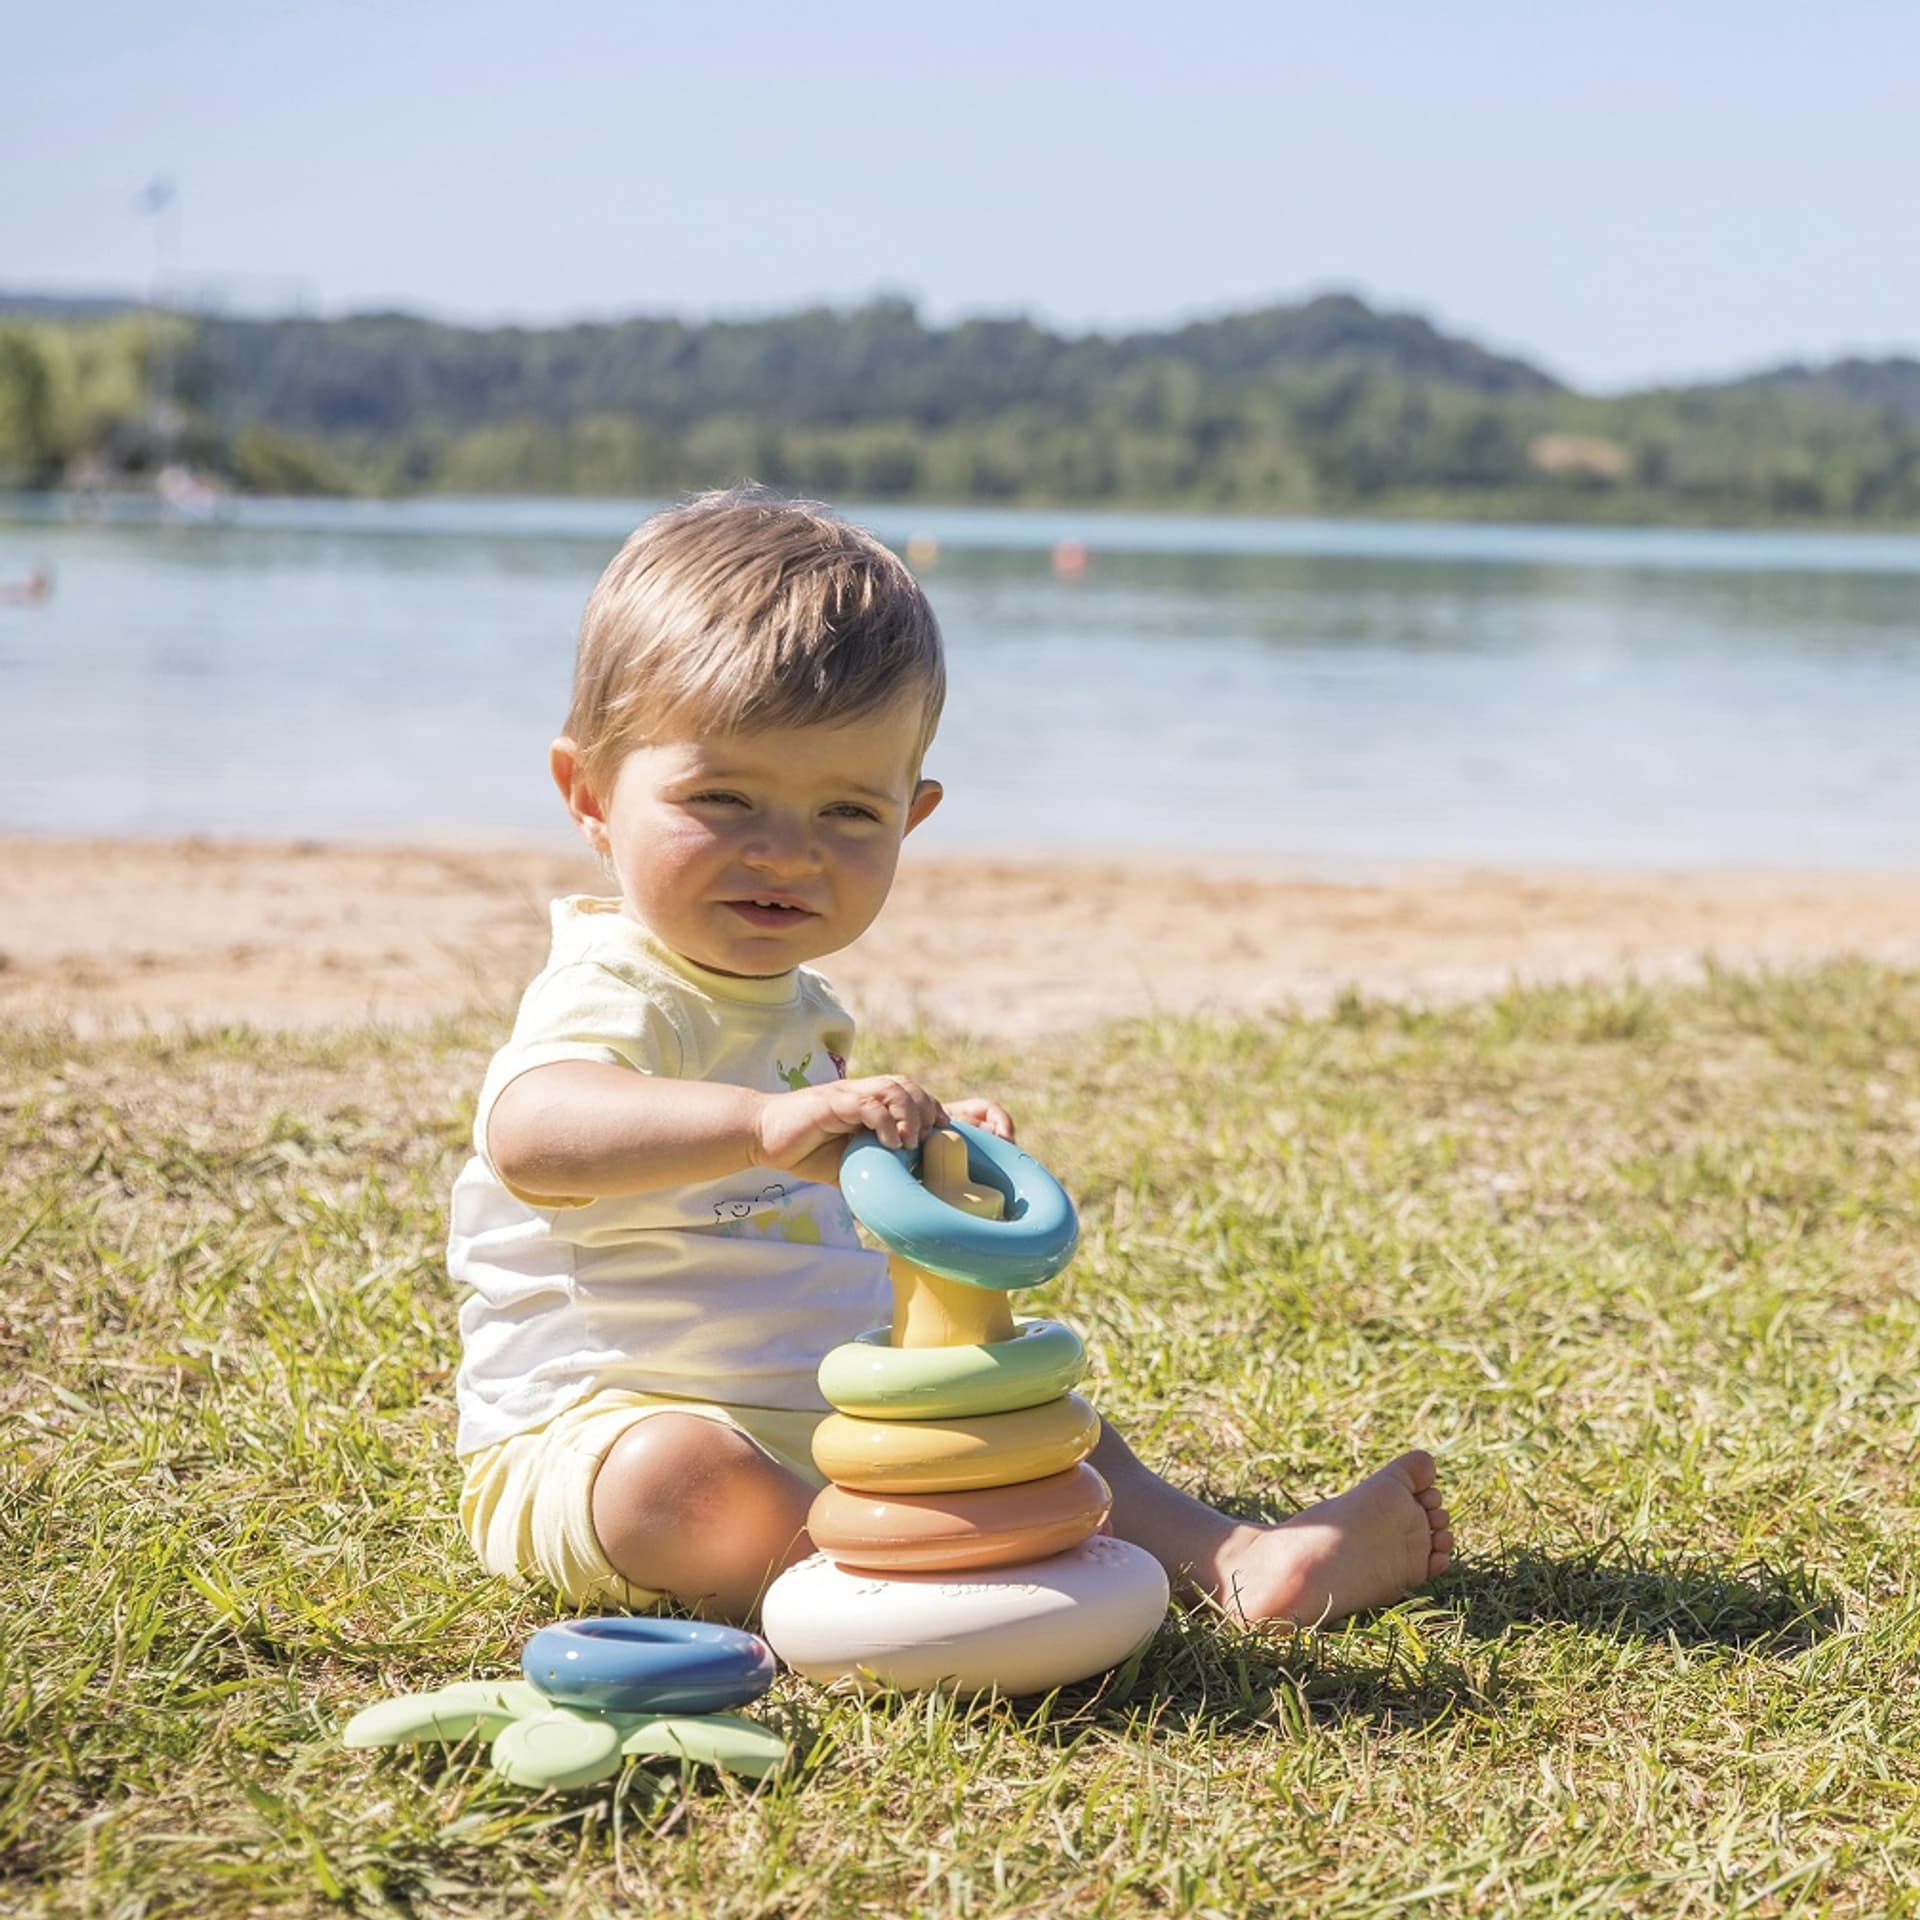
[888, 1128, 1015, 1349]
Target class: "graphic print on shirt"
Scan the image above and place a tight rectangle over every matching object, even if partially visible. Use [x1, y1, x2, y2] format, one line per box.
[778, 1048, 849, 1089]
[701, 1045, 858, 1244]
[709, 1179, 835, 1247]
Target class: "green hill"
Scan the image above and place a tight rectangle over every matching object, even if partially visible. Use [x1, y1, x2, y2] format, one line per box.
[2, 292, 1916, 525]
[175, 291, 1560, 438]
[1714, 355, 1920, 424]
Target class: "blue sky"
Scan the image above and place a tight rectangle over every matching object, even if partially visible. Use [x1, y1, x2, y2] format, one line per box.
[6, 0, 1915, 390]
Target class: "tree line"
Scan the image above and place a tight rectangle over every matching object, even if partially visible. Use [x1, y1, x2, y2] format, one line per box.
[2, 294, 1917, 525]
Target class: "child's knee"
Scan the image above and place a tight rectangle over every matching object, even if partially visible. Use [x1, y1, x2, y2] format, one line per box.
[590, 1413, 810, 1605]
[594, 1413, 770, 1528]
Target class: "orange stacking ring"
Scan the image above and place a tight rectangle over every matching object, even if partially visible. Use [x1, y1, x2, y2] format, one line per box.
[807, 1464, 1113, 1574]
[810, 1394, 1101, 1494]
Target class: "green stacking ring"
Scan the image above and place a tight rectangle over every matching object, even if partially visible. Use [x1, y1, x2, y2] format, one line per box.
[817, 1317, 1087, 1420]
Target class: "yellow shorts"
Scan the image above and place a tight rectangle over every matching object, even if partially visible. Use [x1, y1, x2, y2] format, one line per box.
[458, 1389, 829, 1609]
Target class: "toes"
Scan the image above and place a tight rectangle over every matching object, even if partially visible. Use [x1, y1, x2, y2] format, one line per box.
[1426, 1505, 1451, 1534]
[1429, 1529, 1454, 1569]
[1394, 1449, 1438, 1494]
[1416, 1486, 1445, 1512]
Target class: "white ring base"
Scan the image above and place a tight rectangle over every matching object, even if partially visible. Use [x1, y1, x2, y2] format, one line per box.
[760, 1534, 1169, 1695]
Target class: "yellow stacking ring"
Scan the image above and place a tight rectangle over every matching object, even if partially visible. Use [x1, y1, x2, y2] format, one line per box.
[811, 1394, 1101, 1494]
[817, 1318, 1087, 1421]
[807, 1464, 1112, 1574]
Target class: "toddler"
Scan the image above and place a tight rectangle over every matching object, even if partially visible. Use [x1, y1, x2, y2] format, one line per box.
[450, 488, 1451, 1625]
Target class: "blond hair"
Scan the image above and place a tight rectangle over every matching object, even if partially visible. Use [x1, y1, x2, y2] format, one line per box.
[564, 487, 945, 794]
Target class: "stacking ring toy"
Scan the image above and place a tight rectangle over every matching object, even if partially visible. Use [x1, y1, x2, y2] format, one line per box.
[817, 1318, 1087, 1420]
[840, 1120, 1079, 1290]
[808, 1464, 1113, 1573]
[762, 1123, 1171, 1695]
[763, 1534, 1170, 1696]
[522, 1617, 776, 1715]
[811, 1393, 1101, 1494]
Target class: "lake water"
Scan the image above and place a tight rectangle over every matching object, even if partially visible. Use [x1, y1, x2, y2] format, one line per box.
[1, 493, 1916, 870]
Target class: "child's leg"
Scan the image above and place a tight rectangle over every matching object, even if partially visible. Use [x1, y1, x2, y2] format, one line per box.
[585, 1410, 1449, 1629]
[1091, 1420, 1452, 1627]
[590, 1413, 815, 1623]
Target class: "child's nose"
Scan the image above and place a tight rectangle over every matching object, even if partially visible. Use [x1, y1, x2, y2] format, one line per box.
[743, 817, 819, 874]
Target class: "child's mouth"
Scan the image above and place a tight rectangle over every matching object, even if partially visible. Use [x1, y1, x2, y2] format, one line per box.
[726, 898, 816, 929]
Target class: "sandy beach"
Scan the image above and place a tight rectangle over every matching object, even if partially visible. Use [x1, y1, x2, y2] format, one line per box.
[2, 835, 1916, 1036]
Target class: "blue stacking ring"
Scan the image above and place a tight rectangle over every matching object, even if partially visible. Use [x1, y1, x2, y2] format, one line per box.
[521, 1617, 777, 1715]
[840, 1119, 1080, 1291]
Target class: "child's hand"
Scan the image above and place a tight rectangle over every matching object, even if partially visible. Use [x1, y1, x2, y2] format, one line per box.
[945, 1097, 1016, 1142]
[754, 1075, 948, 1184]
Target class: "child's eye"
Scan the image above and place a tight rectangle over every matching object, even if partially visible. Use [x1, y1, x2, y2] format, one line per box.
[824, 803, 881, 822]
[688, 791, 748, 808]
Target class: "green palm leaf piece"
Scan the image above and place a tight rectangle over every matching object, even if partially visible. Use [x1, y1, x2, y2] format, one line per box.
[616, 1711, 789, 1780]
[491, 1706, 625, 1789]
[342, 1681, 789, 1788]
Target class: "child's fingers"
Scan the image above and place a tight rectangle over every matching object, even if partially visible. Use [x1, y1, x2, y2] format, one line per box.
[844, 1077, 930, 1150]
[947, 1096, 1016, 1141]
[895, 1082, 945, 1148]
[838, 1075, 946, 1150]
[858, 1088, 904, 1149]
[908, 1085, 948, 1145]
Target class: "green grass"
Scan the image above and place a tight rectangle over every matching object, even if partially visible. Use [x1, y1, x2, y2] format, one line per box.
[3, 963, 1919, 1917]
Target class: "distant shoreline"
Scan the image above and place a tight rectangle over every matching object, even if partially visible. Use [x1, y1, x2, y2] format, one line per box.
[6, 836, 1917, 1037]
[7, 483, 1920, 544]
[9, 487, 1920, 568]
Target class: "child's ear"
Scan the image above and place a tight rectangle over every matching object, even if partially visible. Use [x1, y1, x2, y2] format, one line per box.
[904, 778, 943, 836]
[551, 738, 610, 855]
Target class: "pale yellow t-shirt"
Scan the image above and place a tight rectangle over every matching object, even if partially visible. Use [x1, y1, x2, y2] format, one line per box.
[448, 897, 889, 1456]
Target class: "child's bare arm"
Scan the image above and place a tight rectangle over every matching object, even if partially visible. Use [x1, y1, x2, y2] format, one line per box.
[486, 1060, 958, 1202]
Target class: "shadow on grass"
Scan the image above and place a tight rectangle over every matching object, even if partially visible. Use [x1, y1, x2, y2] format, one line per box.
[1011, 1601, 1505, 1745]
[1438, 1542, 1841, 1652]
[1009, 1537, 1840, 1747]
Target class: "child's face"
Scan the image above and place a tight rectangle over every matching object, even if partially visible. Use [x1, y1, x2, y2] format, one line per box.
[554, 697, 942, 976]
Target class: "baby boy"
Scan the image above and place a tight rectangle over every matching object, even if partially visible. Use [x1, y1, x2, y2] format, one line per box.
[449, 488, 1451, 1625]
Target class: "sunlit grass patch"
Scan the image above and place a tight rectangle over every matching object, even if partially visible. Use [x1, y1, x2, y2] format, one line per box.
[3, 965, 1918, 1916]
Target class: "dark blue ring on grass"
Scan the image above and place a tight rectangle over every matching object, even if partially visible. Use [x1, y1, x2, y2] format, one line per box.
[521, 1617, 777, 1715]
[840, 1119, 1080, 1291]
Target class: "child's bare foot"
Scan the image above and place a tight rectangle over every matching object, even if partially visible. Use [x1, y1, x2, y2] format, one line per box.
[1209, 1451, 1452, 1627]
